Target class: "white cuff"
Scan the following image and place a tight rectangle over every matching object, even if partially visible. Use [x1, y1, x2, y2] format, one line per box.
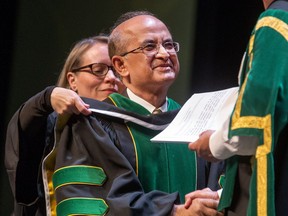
[209, 128, 237, 160]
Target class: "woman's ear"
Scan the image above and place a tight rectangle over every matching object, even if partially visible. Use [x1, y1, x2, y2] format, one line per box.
[112, 56, 129, 77]
[67, 72, 77, 92]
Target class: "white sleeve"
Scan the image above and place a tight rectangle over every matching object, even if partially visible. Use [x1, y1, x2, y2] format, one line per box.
[209, 117, 258, 160]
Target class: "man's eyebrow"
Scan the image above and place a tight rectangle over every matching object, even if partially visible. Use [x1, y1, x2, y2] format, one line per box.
[140, 38, 173, 45]
[140, 39, 156, 45]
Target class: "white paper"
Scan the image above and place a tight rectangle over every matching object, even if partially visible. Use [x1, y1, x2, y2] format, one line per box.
[151, 87, 239, 143]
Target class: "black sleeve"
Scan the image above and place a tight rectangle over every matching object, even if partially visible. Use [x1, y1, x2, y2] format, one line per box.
[5, 86, 55, 205]
[19, 86, 55, 135]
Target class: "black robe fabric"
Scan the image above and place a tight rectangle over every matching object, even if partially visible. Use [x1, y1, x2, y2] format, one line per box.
[5, 88, 225, 216]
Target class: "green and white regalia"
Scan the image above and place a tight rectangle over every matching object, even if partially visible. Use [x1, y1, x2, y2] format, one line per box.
[219, 5, 288, 216]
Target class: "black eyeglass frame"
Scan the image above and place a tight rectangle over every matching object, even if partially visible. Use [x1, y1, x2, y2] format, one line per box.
[120, 41, 180, 57]
[71, 63, 116, 78]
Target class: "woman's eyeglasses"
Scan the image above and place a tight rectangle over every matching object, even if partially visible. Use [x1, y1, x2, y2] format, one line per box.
[71, 63, 118, 78]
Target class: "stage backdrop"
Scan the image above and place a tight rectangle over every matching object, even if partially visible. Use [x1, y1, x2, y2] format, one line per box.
[0, 0, 262, 215]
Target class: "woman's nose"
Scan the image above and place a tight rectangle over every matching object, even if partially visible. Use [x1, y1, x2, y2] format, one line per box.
[105, 70, 116, 81]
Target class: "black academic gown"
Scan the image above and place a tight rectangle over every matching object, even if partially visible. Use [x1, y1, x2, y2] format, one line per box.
[42, 95, 225, 216]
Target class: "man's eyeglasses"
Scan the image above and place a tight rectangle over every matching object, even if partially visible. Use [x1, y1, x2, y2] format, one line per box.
[71, 63, 117, 78]
[120, 41, 180, 57]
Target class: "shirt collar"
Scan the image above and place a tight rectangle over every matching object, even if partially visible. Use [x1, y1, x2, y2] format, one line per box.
[126, 88, 168, 113]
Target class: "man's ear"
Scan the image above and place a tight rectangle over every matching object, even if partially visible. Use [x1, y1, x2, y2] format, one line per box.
[67, 72, 77, 91]
[112, 56, 129, 77]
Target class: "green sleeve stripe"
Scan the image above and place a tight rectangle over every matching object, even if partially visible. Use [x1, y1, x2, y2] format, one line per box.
[57, 197, 108, 216]
[53, 165, 107, 189]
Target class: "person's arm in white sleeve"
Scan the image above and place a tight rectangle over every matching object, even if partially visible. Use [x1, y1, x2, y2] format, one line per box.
[209, 118, 258, 160]
[189, 117, 258, 162]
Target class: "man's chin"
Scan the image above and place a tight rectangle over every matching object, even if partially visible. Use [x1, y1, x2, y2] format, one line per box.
[161, 72, 176, 80]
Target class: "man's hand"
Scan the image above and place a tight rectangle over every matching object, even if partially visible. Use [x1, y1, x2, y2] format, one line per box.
[188, 130, 219, 162]
[171, 188, 223, 216]
[51, 87, 91, 115]
[184, 188, 218, 208]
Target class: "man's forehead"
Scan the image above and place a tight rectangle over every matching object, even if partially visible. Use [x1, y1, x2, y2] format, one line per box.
[114, 15, 167, 33]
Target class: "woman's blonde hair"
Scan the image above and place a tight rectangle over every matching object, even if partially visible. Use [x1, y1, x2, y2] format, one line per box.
[57, 35, 109, 88]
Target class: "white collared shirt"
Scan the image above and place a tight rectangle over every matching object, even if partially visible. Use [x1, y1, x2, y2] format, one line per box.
[126, 88, 168, 113]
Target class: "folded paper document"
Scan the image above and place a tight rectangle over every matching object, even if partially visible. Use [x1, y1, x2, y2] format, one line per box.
[151, 87, 239, 143]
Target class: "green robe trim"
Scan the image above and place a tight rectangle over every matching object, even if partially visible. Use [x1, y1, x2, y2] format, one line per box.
[57, 198, 108, 216]
[53, 165, 107, 190]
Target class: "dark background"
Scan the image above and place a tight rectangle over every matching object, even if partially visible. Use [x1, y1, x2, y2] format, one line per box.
[0, 0, 262, 214]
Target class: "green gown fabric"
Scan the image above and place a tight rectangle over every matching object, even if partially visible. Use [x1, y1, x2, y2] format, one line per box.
[219, 6, 288, 216]
[109, 94, 198, 200]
